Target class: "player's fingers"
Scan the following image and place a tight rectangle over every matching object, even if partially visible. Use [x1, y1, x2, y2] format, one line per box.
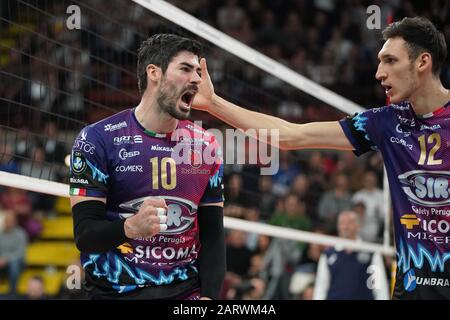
[152, 198, 167, 208]
[141, 197, 167, 209]
[159, 215, 167, 224]
[146, 207, 166, 216]
[156, 207, 167, 216]
[200, 58, 209, 78]
[140, 205, 156, 216]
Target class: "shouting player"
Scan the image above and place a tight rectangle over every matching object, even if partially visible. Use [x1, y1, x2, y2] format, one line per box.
[70, 34, 225, 300]
[193, 17, 450, 299]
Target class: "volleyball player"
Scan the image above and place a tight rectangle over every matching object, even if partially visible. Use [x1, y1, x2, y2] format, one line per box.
[194, 17, 450, 299]
[70, 34, 225, 300]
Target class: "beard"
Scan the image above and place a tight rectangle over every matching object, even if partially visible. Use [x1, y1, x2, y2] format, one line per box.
[156, 78, 191, 120]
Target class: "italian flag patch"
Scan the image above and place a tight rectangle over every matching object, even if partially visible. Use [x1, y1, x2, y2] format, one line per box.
[70, 188, 87, 196]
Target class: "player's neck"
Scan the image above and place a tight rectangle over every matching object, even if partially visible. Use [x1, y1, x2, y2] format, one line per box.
[410, 79, 450, 116]
[135, 95, 178, 134]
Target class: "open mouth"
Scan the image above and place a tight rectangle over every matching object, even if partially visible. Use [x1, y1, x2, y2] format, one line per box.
[180, 91, 196, 111]
[382, 84, 392, 96]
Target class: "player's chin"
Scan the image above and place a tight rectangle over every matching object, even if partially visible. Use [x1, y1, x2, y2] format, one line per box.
[389, 90, 409, 104]
[389, 94, 405, 104]
[174, 103, 191, 120]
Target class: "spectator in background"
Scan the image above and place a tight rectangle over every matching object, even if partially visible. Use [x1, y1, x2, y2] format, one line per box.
[263, 194, 311, 299]
[243, 207, 261, 251]
[216, 0, 246, 32]
[224, 173, 251, 207]
[20, 146, 55, 181]
[272, 151, 300, 196]
[256, 175, 277, 222]
[223, 229, 258, 299]
[313, 210, 389, 300]
[352, 171, 385, 242]
[0, 143, 19, 174]
[226, 230, 254, 278]
[0, 187, 41, 240]
[318, 173, 353, 234]
[41, 121, 66, 165]
[19, 146, 57, 215]
[289, 227, 327, 299]
[13, 128, 35, 163]
[270, 194, 311, 240]
[0, 211, 28, 298]
[23, 276, 47, 300]
[300, 284, 315, 300]
[290, 173, 321, 223]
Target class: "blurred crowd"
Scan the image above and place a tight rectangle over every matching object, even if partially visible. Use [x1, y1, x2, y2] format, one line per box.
[1, 0, 450, 299]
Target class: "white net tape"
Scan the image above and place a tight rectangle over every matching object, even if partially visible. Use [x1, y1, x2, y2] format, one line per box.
[0, 171, 395, 256]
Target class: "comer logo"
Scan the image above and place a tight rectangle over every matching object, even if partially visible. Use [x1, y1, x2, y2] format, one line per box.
[398, 170, 450, 206]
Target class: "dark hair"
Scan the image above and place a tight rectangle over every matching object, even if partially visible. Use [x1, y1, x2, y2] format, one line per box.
[137, 34, 203, 94]
[382, 17, 447, 76]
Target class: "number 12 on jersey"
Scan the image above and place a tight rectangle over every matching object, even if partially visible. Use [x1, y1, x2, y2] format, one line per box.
[418, 133, 442, 165]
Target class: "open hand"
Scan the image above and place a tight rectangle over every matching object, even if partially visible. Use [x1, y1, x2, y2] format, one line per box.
[192, 58, 215, 112]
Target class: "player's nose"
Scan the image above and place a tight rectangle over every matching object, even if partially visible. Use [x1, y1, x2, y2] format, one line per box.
[190, 70, 201, 84]
[375, 65, 386, 81]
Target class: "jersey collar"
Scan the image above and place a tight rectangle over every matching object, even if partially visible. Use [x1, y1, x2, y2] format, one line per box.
[416, 101, 450, 119]
[131, 108, 173, 139]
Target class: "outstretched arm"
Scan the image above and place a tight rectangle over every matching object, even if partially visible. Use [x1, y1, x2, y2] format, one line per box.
[193, 58, 354, 151]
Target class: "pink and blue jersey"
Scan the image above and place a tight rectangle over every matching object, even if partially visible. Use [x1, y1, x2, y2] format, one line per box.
[340, 101, 450, 299]
[69, 108, 224, 294]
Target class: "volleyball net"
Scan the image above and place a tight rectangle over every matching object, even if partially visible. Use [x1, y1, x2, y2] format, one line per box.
[0, 0, 394, 264]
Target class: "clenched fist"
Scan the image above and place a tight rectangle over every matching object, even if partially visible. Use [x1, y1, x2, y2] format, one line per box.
[124, 198, 168, 238]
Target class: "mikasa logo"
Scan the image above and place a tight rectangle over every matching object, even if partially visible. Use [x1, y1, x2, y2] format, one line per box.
[420, 124, 441, 131]
[151, 145, 174, 152]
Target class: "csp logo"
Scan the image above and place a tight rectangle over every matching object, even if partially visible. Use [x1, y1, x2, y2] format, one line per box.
[399, 170, 450, 206]
[404, 269, 417, 292]
[118, 196, 197, 235]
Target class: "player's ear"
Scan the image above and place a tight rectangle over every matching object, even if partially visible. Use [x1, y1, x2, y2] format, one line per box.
[417, 52, 432, 74]
[146, 64, 162, 83]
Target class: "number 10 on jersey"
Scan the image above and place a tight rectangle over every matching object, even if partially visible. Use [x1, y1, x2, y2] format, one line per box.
[150, 157, 177, 190]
